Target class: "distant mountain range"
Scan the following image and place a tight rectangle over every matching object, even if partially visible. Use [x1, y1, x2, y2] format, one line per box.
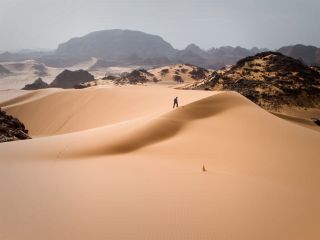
[278, 44, 320, 66]
[0, 29, 319, 68]
[0, 50, 53, 62]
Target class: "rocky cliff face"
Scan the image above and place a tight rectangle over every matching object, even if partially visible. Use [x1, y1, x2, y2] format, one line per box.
[0, 109, 31, 142]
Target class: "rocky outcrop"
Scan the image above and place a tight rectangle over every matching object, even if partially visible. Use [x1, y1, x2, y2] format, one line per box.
[0, 108, 31, 142]
[113, 69, 155, 85]
[189, 66, 209, 80]
[187, 52, 320, 110]
[50, 69, 94, 89]
[78, 69, 158, 88]
[22, 78, 49, 90]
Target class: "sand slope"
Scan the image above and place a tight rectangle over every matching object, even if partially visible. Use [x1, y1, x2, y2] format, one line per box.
[0, 86, 214, 136]
[0, 86, 320, 240]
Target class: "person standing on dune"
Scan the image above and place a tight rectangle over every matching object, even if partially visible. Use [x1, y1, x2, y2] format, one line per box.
[173, 97, 179, 109]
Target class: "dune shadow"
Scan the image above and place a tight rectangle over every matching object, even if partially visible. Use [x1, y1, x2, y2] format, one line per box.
[70, 92, 248, 157]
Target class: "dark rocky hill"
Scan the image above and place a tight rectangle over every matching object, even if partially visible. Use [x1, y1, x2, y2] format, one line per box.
[50, 70, 95, 89]
[188, 52, 320, 110]
[22, 78, 49, 90]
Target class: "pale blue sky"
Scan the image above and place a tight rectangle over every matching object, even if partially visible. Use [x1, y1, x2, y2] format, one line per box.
[0, 0, 319, 51]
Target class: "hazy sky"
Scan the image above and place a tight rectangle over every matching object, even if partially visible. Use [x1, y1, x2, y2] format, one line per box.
[0, 0, 319, 51]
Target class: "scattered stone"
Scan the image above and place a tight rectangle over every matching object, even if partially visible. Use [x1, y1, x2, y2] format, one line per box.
[202, 165, 207, 172]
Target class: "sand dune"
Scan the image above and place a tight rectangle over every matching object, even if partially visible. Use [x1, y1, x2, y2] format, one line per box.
[1, 86, 320, 240]
[0, 89, 29, 102]
[272, 112, 320, 132]
[0, 86, 214, 136]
